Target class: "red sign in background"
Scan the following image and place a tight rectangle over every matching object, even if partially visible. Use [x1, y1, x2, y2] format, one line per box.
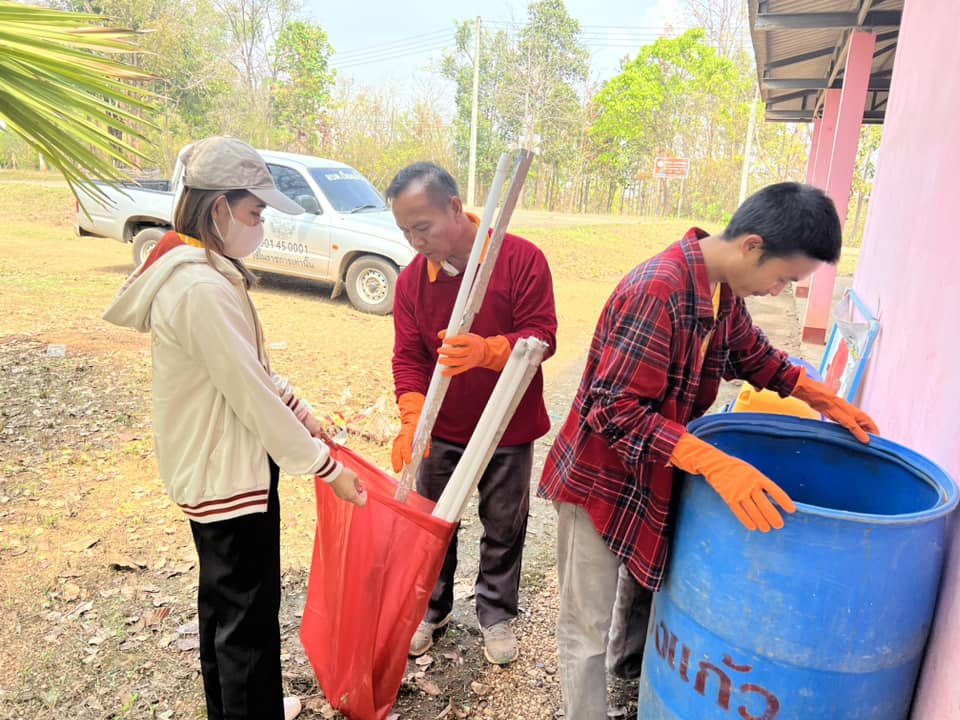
[654, 157, 690, 178]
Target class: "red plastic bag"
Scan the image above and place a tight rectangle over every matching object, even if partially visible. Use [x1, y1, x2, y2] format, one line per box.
[301, 445, 456, 720]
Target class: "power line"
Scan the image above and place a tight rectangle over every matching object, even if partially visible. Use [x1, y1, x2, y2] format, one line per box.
[333, 28, 453, 61]
[332, 20, 688, 57]
[485, 21, 687, 31]
[332, 41, 452, 69]
[331, 37, 674, 69]
[329, 20, 702, 71]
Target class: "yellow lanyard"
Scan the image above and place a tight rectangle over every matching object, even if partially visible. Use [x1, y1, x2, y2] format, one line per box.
[701, 284, 722, 360]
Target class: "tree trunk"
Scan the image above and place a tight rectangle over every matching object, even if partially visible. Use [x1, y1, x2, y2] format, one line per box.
[850, 190, 866, 243]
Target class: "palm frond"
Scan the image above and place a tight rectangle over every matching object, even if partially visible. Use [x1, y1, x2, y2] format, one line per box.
[0, 0, 160, 201]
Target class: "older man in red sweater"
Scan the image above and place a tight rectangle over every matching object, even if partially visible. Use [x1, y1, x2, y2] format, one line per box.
[387, 161, 557, 665]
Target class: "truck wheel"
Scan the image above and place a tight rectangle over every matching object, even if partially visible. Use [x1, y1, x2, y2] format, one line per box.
[344, 255, 397, 315]
[132, 227, 169, 266]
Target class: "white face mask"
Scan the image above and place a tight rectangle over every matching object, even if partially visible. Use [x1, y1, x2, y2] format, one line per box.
[214, 199, 265, 259]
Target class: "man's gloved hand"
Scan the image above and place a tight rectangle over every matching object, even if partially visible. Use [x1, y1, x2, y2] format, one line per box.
[392, 391, 428, 473]
[792, 370, 879, 443]
[437, 330, 511, 377]
[670, 433, 796, 532]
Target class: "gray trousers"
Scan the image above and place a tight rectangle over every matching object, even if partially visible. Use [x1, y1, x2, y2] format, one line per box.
[417, 437, 533, 628]
[556, 502, 653, 720]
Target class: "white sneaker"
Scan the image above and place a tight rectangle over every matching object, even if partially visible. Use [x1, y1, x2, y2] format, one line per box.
[283, 696, 302, 720]
[482, 620, 518, 665]
[408, 613, 452, 657]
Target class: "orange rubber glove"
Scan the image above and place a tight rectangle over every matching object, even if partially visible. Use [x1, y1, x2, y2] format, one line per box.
[436, 330, 512, 377]
[391, 391, 428, 473]
[791, 370, 879, 443]
[670, 433, 796, 532]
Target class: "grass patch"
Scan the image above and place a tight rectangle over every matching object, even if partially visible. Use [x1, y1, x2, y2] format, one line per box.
[518, 217, 859, 286]
[0, 181, 74, 226]
[0, 169, 65, 181]
[516, 217, 703, 282]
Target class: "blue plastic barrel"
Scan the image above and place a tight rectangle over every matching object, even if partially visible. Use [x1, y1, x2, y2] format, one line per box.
[637, 414, 958, 720]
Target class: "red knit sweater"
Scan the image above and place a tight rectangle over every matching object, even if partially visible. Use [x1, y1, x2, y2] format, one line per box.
[392, 232, 557, 446]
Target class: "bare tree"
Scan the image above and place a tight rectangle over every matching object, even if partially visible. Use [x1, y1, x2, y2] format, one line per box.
[215, 0, 300, 89]
[685, 0, 747, 57]
[212, 0, 300, 146]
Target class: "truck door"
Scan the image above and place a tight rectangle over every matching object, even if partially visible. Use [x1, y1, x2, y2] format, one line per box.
[252, 164, 331, 278]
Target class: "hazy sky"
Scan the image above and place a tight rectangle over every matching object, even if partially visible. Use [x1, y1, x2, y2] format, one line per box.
[301, 0, 687, 96]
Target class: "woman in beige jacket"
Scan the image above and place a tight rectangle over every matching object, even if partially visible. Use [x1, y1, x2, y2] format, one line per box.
[105, 136, 365, 720]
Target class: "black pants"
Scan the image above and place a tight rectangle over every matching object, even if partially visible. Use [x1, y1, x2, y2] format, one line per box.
[189, 460, 284, 720]
[417, 438, 533, 628]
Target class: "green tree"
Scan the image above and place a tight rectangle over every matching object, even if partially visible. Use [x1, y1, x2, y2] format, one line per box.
[272, 20, 335, 152]
[0, 0, 155, 196]
[590, 46, 666, 208]
[214, 0, 300, 146]
[442, 21, 519, 200]
[326, 78, 456, 192]
[444, 1, 589, 208]
[752, 121, 810, 190]
[847, 125, 883, 245]
[591, 29, 751, 216]
[509, 0, 588, 206]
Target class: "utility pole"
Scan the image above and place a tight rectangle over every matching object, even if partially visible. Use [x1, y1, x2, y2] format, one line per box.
[466, 16, 481, 208]
[738, 86, 760, 205]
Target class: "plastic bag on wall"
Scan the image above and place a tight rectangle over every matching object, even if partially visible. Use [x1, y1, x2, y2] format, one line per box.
[823, 290, 880, 402]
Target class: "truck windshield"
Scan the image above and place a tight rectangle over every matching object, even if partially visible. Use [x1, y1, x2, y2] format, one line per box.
[309, 167, 387, 213]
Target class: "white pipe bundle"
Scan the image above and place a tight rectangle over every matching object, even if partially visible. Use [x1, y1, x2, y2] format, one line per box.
[395, 150, 533, 502]
[432, 337, 548, 523]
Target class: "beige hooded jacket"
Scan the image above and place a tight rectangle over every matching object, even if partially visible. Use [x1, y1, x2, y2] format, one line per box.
[104, 244, 339, 522]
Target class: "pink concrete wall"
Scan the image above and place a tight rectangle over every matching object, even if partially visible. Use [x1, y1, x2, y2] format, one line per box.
[851, 0, 960, 716]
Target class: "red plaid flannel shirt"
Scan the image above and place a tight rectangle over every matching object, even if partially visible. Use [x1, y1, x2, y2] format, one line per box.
[538, 229, 801, 590]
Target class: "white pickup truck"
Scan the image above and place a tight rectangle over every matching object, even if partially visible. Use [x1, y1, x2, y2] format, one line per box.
[76, 148, 415, 315]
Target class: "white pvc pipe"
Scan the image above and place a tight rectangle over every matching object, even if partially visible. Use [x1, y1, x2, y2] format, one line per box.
[432, 337, 548, 522]
[432, 345, 527, 521]
[445, 152, 511, 333]
[456, 151, 534, 337]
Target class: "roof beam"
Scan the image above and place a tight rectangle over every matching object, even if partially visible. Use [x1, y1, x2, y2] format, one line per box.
[812, 5, 893, 120]
[766, 110, 886, 122]
[874, 41, 898, 60]
[765, 45, 837, 70]
[764, 76, 891, 91]
[766, 89, 818, 106]
[760, 33, 892, 73]
[756, 11, 901, 30]
[765, 78, 830, 89]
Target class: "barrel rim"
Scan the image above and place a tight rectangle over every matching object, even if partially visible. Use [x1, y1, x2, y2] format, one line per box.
[688, 413, 960, 523]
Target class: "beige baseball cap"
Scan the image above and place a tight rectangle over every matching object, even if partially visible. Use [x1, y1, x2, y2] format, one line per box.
[181, 136, 304, 215]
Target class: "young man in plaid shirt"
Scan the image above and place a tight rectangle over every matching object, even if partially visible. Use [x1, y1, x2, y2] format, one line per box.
[538, 182, 879, 719]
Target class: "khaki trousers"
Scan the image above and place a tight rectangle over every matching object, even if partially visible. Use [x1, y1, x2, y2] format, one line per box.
[555, 501, 653, 720]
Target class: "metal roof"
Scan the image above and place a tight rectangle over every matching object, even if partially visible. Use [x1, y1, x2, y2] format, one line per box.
[748, 0, 903, 124]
